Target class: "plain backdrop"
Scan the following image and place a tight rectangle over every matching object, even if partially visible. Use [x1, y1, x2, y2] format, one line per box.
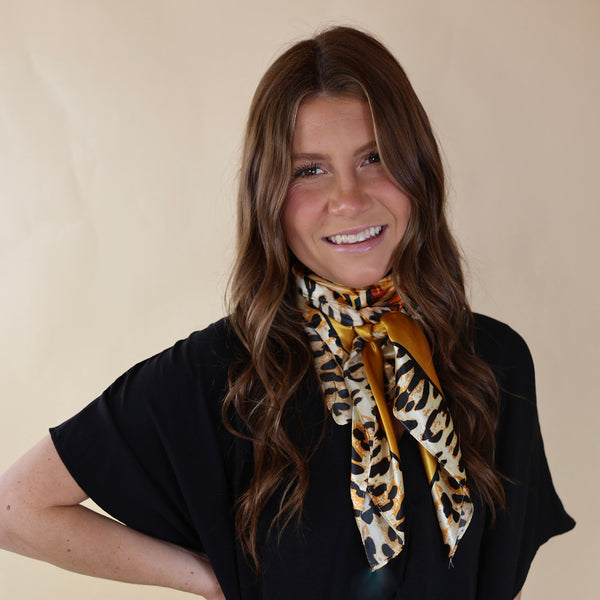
[1, 1, 598, 598]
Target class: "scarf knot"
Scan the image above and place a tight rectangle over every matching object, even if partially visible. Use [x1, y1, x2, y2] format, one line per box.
[294, 265, 473, 570]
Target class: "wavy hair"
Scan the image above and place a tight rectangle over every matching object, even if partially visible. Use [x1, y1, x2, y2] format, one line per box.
[224, 26, 504, 568]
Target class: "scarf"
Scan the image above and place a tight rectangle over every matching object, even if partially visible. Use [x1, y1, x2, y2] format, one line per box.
[294, 265, 473, 570]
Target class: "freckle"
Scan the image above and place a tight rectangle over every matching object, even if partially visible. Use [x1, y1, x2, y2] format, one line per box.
[6, 505, 10, 511]
[190, 571, 194, 575]
[67, 549, 71, 552]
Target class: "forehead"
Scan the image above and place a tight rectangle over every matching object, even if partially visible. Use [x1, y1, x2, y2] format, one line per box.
[292, 95, 375, 151]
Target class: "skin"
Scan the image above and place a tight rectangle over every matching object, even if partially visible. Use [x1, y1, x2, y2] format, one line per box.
[282, 94, 412, 289]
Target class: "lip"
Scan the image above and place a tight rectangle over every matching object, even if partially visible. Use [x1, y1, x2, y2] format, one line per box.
[322, 224, 387, 253]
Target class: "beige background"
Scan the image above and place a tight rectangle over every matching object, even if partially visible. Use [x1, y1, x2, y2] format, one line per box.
[0, 0, 597, 598]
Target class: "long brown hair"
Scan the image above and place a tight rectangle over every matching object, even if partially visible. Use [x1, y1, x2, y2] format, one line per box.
[224, 26, 504, 568]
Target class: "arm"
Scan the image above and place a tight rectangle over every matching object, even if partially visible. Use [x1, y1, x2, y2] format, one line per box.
[514, 593, 522, 600]
[0, 435, 224, 599]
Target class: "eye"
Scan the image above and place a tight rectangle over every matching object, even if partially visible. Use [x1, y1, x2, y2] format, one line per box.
[363, 151, 381, 165]
[292, 163, 324, 178]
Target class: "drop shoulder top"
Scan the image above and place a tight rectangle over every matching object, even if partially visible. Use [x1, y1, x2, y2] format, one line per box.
[50, 314, 575, 600]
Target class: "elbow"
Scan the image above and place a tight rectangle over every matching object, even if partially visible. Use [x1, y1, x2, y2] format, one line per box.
[0, 486, 17, 550]
[0, 484, 53, 559]
[0, 470, 38, 553]
[0, 477, 23, 550]
[0, 435, 87, 554]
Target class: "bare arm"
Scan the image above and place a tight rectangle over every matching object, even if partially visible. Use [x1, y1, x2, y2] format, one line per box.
[0, 435, 224, 599]
[514, 592, 522, 600]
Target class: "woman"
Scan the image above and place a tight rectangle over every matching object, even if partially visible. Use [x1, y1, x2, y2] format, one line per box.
[0, 26, 573, 600]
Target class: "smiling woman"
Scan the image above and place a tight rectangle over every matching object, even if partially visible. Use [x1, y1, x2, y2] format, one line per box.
[282, 95, 411, 288]
[0, 25, 574, 600]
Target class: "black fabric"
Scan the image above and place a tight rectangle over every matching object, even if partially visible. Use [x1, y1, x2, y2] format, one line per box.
[50, 314, 574, 599]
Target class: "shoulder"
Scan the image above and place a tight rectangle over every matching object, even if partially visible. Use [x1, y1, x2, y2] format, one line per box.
[473, 313, 534, 375]
[171, 316, 238, 357]
[99, 317, 240, 419]
[472, 313, 536, 405]
[171, 317, 240, 369]
[140, 317, 239, 377]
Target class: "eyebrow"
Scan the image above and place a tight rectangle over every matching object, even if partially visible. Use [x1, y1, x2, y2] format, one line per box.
[291, 140, 377, 161]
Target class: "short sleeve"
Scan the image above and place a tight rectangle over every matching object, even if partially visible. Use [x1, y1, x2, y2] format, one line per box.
[49, 322, 242, 598]
[474, 315, 575, 598]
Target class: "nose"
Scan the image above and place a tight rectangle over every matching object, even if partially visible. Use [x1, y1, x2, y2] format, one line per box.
[328, 173, 371, 216]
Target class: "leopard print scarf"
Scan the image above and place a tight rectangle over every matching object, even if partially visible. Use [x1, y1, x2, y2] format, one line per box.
[294, 266, 473, 570]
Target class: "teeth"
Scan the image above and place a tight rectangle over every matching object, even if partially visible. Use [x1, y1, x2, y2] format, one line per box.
[327, 225, 382, 245]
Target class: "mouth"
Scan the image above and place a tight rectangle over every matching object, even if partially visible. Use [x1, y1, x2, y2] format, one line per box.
[325, 225, 384, 245]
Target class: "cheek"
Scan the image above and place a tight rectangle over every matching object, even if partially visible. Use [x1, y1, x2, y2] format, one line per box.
[281, 192, 297, 233]
[398, 199, 411, 226]
[281, 192, 307, 255]
[282, 189, 319, 244]
[384, 186, 412, 226]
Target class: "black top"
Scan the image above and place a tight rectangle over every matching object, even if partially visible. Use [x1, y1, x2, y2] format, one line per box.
[50, 314, 574, 599]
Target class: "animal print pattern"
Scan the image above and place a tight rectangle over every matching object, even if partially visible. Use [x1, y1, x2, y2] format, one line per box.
[294, 266, 473, 570]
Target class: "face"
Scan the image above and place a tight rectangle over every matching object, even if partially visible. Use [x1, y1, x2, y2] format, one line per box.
[282, 95, 411, 289]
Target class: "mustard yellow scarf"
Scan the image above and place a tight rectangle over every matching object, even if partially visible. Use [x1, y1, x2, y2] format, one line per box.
[294, 266, 473, 570]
